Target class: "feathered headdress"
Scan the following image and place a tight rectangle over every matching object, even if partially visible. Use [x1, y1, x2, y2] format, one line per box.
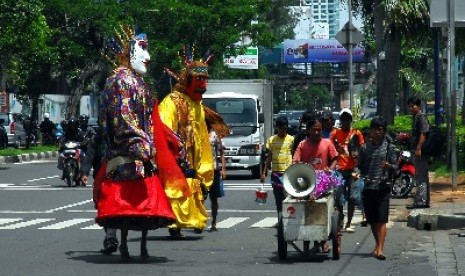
[164, 45, 214, 90]
[102, 25, 147, 68]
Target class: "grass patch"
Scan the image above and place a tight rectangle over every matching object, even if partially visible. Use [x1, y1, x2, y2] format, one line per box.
[430, 160, 465, 177]
[0, 145, 59, 157]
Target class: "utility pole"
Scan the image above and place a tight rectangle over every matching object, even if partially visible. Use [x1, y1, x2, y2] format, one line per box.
[448, 0, 457, 189]
[348, 0, 354, 110]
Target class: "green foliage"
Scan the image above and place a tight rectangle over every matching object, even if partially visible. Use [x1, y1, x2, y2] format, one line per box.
[0, 144, 58, 157]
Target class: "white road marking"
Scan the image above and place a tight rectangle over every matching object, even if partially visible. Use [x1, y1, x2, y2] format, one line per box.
[0, 218, 22, 225]
[45, 200, 93, 212]
[39, 218, 94, 229]
[216, 217, 249, 229]
[81, 223, 103, 230]
[250, 217, 278, 228]
[0, 218, 55, 229]
[28, 176, 60, 182]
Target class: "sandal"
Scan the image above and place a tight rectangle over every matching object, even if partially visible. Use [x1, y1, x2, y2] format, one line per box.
[371, 250, 387, 260]
[345, 227, 356, 233]
[376, 253, 387, 260]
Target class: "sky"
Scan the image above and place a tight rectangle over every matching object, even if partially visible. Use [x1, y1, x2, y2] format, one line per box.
[339, 5, 363, 30]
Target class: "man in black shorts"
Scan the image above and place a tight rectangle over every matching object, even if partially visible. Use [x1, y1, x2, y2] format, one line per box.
[356, 117, 397, 260]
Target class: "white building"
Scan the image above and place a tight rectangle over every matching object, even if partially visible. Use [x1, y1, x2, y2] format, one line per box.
[299, 0, 341, 39]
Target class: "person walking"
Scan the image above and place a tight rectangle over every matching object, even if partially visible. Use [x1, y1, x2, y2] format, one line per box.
[321, 110, 335, 138]
[159, 47, 228, 239]
[291, 110, 314, 155]
[406, 96, 430, 209]
[330, 108, 365, 233]
[95, 27, 183, 260]
[260, 116, 294, 216]
[292, 114, 338, 252]
[356, 116, 397, 260]
[207, 123, 226, 231]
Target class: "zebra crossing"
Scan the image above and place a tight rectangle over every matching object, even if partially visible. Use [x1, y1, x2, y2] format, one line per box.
[0, 210, 382, 230]
[0, 216, 278, 230]
[0, 182, 274, 191]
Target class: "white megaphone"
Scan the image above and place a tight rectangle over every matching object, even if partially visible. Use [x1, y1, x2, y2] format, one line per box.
[283, 163, 316, 198]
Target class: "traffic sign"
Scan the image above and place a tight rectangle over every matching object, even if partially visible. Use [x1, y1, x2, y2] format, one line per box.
[335, 21, 363, 50]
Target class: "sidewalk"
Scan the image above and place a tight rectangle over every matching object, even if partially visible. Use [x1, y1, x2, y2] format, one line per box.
[393, 175, 465, 276]
[0, 151, 58, 164]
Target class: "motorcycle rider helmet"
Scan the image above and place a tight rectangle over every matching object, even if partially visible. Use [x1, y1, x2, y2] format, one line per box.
[68, 118, 79, 130]
[44, 113, 50, 119]
[79, 114, 89, 129]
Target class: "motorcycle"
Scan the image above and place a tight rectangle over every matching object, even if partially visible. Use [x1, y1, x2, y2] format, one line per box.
[60, 141, 81, 187]
[391, 133, 415, 198]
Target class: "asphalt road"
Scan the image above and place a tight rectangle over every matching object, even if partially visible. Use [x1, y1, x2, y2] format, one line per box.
[0, 161, 436, 276]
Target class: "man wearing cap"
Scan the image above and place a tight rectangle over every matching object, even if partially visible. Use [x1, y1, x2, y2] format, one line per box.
[330, 108, 365, 233]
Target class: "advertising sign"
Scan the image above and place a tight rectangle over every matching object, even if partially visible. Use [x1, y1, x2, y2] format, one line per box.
[223, 47, 259, 69]
[283, 39, 369, 63]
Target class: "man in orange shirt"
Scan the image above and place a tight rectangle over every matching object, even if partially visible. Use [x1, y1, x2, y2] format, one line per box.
[330, 108, 364, 233]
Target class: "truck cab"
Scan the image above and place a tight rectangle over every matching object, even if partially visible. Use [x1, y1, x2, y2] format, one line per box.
[203, 92, 265, 178]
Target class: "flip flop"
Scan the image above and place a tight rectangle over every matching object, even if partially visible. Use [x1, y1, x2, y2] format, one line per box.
[345, 227, 356, 233]
[376, 253, 387, 260]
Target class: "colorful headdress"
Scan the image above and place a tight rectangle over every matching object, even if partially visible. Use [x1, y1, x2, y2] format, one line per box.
[165, 45, 214, 89]
[102, 25, 147, 68]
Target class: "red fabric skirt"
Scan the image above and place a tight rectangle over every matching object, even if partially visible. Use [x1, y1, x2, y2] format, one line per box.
[95, 175, 175, 230]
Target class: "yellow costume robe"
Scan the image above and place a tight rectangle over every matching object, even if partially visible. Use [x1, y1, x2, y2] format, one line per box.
[158, 91, 214, 230]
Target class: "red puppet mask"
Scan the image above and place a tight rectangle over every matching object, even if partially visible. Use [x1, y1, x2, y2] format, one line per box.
[186, 75, 208, 102]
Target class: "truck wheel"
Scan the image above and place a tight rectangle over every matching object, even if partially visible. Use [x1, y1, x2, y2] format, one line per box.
[251, 165, 261, 179]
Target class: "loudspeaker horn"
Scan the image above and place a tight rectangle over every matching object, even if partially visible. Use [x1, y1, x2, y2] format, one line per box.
[283, 163, 316, 198]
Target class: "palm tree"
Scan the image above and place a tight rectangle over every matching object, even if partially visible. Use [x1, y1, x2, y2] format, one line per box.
[350, 0, 430, 124]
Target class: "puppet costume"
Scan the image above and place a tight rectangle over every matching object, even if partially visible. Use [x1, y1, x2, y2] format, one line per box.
[159, 90, 214, 230]
[94, 29, 189, 231]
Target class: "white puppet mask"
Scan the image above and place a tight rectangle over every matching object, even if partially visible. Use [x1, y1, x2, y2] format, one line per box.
[130, 36, 150, 75]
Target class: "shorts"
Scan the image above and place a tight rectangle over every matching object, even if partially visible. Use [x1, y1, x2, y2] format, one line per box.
[362, 187, 390, 224]
[209, 170, 225, 199]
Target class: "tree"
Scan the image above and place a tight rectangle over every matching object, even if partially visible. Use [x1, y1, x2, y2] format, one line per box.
[0, 0, 51, 96]
[350, 0, 430, 124]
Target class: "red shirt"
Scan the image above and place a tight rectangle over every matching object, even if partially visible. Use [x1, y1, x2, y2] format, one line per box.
[293, 138, 338, 171]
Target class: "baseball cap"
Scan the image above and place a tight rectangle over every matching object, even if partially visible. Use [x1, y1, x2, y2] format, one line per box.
[339, 108, 352, 117]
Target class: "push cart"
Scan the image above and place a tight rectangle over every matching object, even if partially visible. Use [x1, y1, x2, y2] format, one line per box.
[277, 192, 342, 260]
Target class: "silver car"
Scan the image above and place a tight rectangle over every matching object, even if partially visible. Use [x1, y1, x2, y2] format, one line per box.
[0, 113, 29, 148]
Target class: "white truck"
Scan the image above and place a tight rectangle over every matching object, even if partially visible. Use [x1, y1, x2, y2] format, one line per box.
[203, 79, 273, 178]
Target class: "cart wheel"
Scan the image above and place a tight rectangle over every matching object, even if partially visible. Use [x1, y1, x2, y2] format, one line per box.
[331, 210, 342, 260]
[277, 213, 287, 260]
[303, 241, 310, 254]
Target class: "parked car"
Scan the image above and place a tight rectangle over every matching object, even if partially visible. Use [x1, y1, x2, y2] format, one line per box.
[0, 112, 28, 147]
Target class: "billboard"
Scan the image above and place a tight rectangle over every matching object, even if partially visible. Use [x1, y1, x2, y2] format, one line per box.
[283, 39, 369, 63]
[223, 47, 259, 69]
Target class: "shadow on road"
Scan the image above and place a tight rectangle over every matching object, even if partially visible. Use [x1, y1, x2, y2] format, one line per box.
[65, 250, 173, 264]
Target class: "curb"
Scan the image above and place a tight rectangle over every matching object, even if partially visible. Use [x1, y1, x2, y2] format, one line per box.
[408, 212, 465, 231]
[0, 151, 59, 164]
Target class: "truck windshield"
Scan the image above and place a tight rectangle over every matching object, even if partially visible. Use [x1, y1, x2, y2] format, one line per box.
[203, 98, 258, 136]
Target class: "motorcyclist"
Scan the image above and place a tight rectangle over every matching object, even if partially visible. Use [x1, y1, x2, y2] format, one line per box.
[39, 113, 56, 145]
[22, 116, 38, 149]
[58, 118, 84, 182]
[78, 114, 96, 152]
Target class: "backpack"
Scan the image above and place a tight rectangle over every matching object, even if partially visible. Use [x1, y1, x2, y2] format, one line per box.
[422, 124, 444, 157]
